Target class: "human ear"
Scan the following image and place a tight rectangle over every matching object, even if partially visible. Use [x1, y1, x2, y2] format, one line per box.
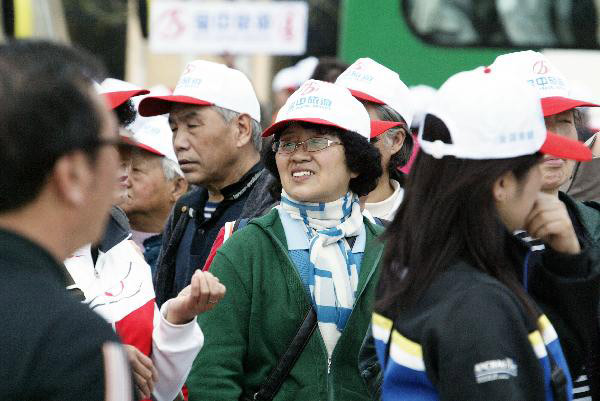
[493, 171, 516, 203]
[170, 176, 188, 202]
[234, 113, 253, 148]
[52, 152, 93, 206]
[388, 128, 407, 154]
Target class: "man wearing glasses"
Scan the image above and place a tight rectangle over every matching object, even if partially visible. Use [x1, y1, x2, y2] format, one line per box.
[0, 41, 134, 400]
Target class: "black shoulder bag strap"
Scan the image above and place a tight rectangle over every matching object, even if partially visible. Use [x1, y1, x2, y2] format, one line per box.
[248, 307, 318, 401]
[232, 217, 318, 401]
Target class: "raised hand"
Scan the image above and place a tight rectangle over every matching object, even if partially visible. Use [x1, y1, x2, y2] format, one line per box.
[524, 192, 580, 255]
[166, 270, 227, 325]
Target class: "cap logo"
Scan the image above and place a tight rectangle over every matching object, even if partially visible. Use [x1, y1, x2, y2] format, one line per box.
[498, 130, 534, 144]
[179, 76, 203, 89]
[299, 81, 320, 95]
[532, 60, 549, 75]
[286, 95, 332, 113]
[183, 63, 196, 75]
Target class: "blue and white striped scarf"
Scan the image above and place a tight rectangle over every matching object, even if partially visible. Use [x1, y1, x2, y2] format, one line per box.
[279, 190, 363, 356]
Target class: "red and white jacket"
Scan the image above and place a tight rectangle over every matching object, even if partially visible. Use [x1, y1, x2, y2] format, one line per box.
[64, 225, 203, 401]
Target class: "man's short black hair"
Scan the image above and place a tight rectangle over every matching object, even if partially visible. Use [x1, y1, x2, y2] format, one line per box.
[264, 122, 382, 198]
[310, 57, 350, 83]
[0, 40, 108, 213]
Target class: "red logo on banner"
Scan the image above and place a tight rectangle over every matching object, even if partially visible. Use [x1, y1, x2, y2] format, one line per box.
[284, 13, 294, 41]
[532, 60, 549, 74]
[157, 9, 186, 39]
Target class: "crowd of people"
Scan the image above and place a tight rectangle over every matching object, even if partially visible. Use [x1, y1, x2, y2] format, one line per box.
[0, 38, 598, 401]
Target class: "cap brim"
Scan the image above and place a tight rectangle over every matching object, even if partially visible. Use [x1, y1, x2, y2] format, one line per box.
[262, 118, 348, 137]
[371, 120, 404, 138]
[541, 96, 600, 117]
[104, 89, 150, 110]
[540, 131, 592, 161]
[138, 95, 213, 117]
[348, 89, 385, 105]
[133, 142, 165, 156]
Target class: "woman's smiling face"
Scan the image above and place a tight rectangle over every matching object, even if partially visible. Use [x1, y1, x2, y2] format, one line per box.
[275, 124, 357, 203]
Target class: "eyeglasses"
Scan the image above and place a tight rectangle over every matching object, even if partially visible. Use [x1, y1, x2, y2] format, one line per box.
[272, 137, 342, 154]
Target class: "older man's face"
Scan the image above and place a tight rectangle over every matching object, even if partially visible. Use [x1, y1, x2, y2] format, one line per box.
[122, 150, 176, 219]
[168, 105, 239, 188]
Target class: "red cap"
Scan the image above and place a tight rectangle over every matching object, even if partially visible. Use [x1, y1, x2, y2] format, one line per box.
[103, 90, 150, 110]
[541, 96, 600, 117]
[541, 131, 592, 161]
[370, 120, 405, 139]
[138, 95, 213, 117]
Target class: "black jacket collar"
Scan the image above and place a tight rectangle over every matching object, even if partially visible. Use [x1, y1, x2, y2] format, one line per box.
[220, 161, 264, 200]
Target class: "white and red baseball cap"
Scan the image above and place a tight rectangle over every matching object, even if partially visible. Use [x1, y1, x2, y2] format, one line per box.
[335, 58, 414, 128]
[129, 116, 183, 176]
[98, 78, 149, 110]
[138, 60, 261, 122]
[490, 51, 599, 117]
[370, 121, 406, 139]
[419, 66, 591, 162]
[272, 66, 300, 93]
[262, 79, 371, 140]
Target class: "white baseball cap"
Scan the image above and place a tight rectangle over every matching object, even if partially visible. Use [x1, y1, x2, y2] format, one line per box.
[138, 60, 261, 122]
[419, 66, 591, 162]
[335, 58, 414, 128]
[272, 66, 299, 92]
[98, 78, 149, 110]
[490, 51, 599, 117]
[129, 116, 184, 177]
[262, 79, 371, 140]
[409, 85, 437, 129]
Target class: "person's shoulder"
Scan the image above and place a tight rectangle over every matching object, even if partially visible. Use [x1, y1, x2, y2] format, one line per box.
[561, 191, 600, 240]
[175, 187, 205, 211]
[52, 288, 120, 341]
[422, 262, 525, 320]
[215, 210, 281, 260]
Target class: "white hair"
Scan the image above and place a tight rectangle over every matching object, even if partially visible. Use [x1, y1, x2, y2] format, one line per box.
[213, 105, 262, 152]
[161, 157, 184, 181]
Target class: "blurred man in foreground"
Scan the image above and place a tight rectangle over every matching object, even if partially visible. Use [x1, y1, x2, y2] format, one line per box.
[0, 40, 134, 400]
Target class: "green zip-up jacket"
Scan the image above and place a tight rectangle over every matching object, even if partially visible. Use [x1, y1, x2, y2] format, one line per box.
[187, 209, 385, 401]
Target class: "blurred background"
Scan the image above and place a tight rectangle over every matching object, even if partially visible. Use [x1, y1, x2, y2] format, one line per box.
[3, 0, 600, 127]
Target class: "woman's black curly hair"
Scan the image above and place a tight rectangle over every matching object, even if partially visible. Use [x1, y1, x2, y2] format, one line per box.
[114, 99, 137, 127]
[264, 121, 382, 200]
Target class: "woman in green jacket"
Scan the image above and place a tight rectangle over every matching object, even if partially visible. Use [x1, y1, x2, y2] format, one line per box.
[187, 79, 390, 400]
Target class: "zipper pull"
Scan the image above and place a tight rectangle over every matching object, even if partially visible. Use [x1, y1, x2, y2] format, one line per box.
[327, 358, 331, 374]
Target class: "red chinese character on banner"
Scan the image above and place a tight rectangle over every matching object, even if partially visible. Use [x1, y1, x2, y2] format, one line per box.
[157, 9, 186, 39]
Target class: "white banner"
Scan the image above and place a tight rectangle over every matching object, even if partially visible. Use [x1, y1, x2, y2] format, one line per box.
[149, 1, 309, 55]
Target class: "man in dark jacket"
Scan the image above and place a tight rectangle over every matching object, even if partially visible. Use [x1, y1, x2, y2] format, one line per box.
[0, 40, 134, 400]
[139, 59, 268, 306]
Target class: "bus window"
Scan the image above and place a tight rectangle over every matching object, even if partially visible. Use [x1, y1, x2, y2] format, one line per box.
[402, 0, 599, 49]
